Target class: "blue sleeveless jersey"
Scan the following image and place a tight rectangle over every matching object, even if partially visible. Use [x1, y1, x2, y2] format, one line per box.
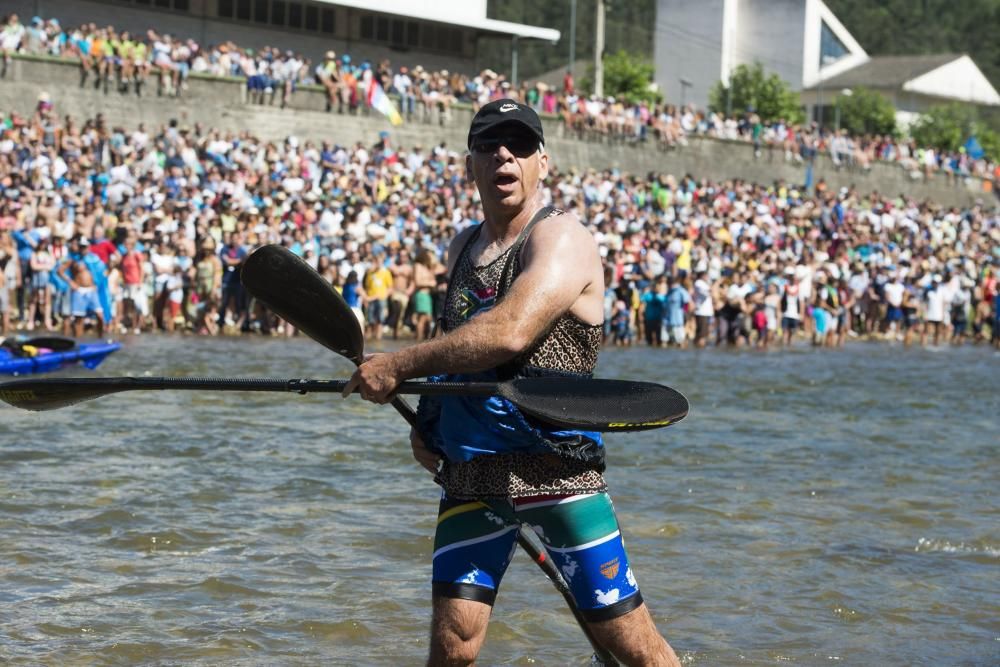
[417, 370, 604, 463]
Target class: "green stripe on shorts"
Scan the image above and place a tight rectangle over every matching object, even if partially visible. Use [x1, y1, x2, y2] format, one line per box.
[516, 493, 620, 549]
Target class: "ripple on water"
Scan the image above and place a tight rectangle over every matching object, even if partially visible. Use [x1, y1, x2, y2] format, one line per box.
[101, 528, 229, 554]
[297, 619, 375, 641]
[914, 537, 1000, 559]
[193, 576, 274, 598]
[0, 450, 55, 463]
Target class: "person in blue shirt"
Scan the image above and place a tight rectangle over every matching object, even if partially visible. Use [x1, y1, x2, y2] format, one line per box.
[640, 277, 666, 346]
[664, 273, 692, 348]
[340, 269, 365, 327]
[217, 230, 249, 332]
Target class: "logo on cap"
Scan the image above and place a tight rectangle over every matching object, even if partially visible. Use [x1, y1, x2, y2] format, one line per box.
[499, 103, 519, 113]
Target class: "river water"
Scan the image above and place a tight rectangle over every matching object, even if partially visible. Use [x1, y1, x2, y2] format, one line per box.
[1, 335, 997, 666]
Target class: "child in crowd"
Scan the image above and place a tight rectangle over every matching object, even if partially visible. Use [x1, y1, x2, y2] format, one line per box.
[611, 298, 632, 347]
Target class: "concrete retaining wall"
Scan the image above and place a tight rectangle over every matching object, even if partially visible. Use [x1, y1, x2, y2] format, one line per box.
[1, 55, 992, 207]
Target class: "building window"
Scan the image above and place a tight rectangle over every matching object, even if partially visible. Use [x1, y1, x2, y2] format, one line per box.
[218, 0, 234, 17]
[236, 0, 251, 21]
[288, 2, 302, 29]
[376, 16, 389, 41]
[253, 0, 268, 23]
[391, 19, 404, 45]
[361, 14, 374, 40]
[407, 21, 419, 47]
[321, 7, 334, 33]
[420, 23, 434, 50]
[272, 0, 285, 26]
[304, 5, 318, 31]
[820, 20, 849, 67]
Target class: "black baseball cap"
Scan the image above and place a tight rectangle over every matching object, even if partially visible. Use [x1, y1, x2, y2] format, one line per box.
[467, 98, 544, 150]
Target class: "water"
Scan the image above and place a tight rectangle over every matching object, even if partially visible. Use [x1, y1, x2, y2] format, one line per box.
[1, 336, 998, 665]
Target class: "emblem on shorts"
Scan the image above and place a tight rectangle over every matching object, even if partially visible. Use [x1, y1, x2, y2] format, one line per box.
[600, 557, 620, 580]
[499, 103, 518, 113]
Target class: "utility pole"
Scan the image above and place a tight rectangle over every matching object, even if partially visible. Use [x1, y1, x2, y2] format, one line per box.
[511, 36, 519, 87]
[569, 0, 576, 78]
[594, 0, 606, 98]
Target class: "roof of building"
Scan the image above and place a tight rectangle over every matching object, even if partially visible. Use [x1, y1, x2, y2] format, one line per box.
[807, 54, 962, 90]
[315, 0, 560, 41]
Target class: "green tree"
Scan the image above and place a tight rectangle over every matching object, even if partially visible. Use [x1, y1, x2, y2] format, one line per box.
[909, 104, 980, 153]
[978, 126, 1000, 162]
[907, 104, 1000, 161]
[580, 50, 662, 104]
[836, 87, 897, 136]
[708, 63, 804, 123]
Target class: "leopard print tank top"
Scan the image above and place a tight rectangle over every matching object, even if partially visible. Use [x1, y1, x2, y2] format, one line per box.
[436, 207, 607, 499]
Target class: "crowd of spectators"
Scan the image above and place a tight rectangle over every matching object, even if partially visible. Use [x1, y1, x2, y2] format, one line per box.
[1, 100, 997, 350]
[4, 11, 999, 184]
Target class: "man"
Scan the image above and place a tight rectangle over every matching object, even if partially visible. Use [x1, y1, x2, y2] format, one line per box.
[664, 273, 691, 348]
[640, 277, 666, 347]
[217, 231, 248, 333]
[692, 270, 713, 348]
[393, 65, 415, 120]
[1, 14, 25, 79]
[57, 236, 104, 338]
[922, 275, 945, 346]
[388, 247, 415, 339]
[120, 235, 147, 333]
[883, 271, 905, 340]
[362, 251, 392, 340]
[344, 100, 680, 665]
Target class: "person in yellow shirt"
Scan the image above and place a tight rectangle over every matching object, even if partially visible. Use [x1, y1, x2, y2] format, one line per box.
[675, 237, 693, 277]
[363, 251, 393, 340]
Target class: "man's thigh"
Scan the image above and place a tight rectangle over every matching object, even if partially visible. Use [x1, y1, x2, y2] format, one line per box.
[432, 496, 520, 605]
[515, 492, 644, 623]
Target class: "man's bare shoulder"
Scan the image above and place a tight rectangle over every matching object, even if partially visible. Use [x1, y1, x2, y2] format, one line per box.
[525, 210, 597, 254]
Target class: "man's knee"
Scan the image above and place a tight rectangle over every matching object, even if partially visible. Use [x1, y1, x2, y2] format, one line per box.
[429, 628, 480, 666]
[429, 596, 491, 666]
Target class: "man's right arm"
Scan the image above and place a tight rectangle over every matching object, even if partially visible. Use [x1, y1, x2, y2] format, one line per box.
[57, 258, 74, 289]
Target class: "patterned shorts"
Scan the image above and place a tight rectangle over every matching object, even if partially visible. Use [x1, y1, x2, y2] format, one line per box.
[432, 491, 643, 622]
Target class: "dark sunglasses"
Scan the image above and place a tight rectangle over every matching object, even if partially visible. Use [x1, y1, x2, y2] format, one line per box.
[471, 134, 540, 157]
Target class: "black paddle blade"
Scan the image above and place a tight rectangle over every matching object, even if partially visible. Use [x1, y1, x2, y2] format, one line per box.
[241, 245, 364, 363]
[0, 378, 133, 411]
[501, 377, 689, 432]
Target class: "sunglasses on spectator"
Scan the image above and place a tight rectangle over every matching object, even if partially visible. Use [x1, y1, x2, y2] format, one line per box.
[471, 134, 540, 157]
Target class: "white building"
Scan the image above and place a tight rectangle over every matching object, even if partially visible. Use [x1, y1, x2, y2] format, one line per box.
[800, 54, 1000, 129]
[6, 0, 558, 78]
[654, 0, 999, 123]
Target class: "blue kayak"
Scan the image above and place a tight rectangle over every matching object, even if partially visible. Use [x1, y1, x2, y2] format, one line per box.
[0, 341, 122, 376]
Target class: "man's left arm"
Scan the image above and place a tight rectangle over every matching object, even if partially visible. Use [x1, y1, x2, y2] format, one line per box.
[345, 214, 600, 402]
